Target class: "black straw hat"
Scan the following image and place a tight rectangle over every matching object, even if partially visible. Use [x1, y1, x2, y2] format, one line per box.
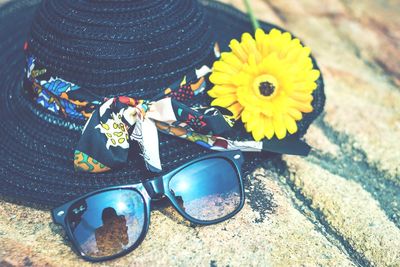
[0, 0, 325, 207]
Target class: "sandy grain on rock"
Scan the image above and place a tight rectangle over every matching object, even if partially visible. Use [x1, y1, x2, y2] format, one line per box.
[285, 156, 400, 266]
[304, 124, 340, 157]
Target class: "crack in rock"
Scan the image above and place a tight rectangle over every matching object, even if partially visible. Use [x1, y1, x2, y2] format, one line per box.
[312, 117, 400, 227]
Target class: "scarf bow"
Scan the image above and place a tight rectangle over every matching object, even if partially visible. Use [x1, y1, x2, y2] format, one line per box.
[74, 65, 310, 173]
[74, 66, 257, 173]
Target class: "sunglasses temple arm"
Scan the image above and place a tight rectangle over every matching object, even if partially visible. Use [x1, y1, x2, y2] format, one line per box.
[51, 206, 67, 225]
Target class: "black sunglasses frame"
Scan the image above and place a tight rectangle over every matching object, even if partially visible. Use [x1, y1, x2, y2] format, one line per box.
[51, 150, 245, 262]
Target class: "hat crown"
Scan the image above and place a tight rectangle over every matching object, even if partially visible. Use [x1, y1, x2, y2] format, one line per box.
[28, 0, 214, 98]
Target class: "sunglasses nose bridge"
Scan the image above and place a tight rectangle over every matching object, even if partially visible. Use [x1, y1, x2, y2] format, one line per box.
[143, 176, 165, 200]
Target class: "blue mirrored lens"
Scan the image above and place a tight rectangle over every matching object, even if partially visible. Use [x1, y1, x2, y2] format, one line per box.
[169, 157, 241, 222]
[67, 189, 145, 258]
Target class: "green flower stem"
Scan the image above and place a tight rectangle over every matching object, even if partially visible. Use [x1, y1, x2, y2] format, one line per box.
[243, 0, 260, 31]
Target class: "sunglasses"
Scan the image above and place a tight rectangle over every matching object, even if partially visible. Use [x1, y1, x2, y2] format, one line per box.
[51, 151, 245, 262]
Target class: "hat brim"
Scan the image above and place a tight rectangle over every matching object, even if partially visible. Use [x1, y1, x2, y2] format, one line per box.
[0, 0, 324, 207]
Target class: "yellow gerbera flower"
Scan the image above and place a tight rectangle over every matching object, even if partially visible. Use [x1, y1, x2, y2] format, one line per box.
[208, 28, 320, 141]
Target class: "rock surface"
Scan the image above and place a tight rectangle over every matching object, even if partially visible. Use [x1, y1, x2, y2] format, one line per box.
[1, 0, 400, 266]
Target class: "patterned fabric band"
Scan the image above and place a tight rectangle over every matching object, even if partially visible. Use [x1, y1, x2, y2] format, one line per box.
[24, 42, 310, 173]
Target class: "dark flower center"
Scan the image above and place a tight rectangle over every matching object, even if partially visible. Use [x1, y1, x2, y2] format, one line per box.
[259, 81, 275, 97]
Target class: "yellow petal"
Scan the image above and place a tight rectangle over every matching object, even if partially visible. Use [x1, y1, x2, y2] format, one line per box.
[241, 108, 251, 123]
[255, 28, 266, 40]
[251, 113, 265, 141]
[237, 89, 265, 112]
[207, 85, 236, 98]
[290, 92, 313, 102]
[247, 53, 257, 67]
[241, 32, 254, 42]
[242, 33, 261, 63]
[263, 116, 275, 139]
[273, 116, 287, 139]
[269, 28, 282, 37]
[229, 39, 248, 62]
[308, 69, 320, 81]
[209, 72, 232, 85]
[299, 46, 311, 59]
[284, 115, 298, 134]
[245, 114, 258, 132]
[232, 73, 252, 87]
[228, 102, 243, 119]
[213, 61, 239, 75]
[221, 52, 243, 70]
[260, 101, 274, 117]
[281, 32, 292, 43]
[255, 28, 266, 54]
[241, 62, 259, 76]
[288, 98, 313, 113]
[287, 108, 303, 120]
[293, 81, 317, 92]
[286, 46, 303, 62]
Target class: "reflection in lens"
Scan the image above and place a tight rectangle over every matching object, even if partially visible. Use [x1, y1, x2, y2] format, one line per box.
[169, 158, 241, 221]
[67, 189, 145, 258]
